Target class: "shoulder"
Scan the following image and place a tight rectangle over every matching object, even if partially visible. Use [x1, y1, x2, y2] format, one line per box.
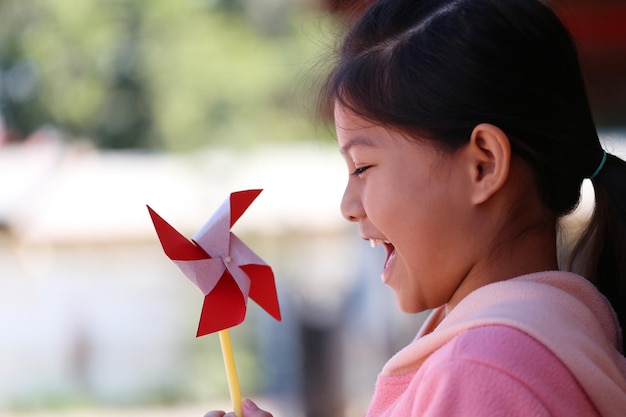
[411, 325, 598, 416]
[429, 325, 571, 385]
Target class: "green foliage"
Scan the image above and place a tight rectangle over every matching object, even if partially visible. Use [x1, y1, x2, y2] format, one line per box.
[0, 0, 335, 150]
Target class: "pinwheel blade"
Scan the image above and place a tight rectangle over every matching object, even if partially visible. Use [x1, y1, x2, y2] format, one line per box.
[197, 270, 247, 337]
[240, 264, 281, 321]
[229, 189, 262, 227]
[147, 206, 209, 261]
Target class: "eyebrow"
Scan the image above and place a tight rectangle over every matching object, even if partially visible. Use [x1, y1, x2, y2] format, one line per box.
[339, 136, 378, 156]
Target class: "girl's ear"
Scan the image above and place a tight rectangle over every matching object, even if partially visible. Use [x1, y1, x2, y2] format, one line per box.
[466, 123, 511, 205]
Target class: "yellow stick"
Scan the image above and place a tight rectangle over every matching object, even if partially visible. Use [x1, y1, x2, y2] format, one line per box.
[218, 329, 242, 417]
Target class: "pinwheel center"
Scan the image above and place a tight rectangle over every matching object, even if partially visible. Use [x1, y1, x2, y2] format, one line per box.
[224, 256, 232, 264]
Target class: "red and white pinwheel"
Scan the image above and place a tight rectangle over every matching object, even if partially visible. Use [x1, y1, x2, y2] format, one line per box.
[147, 189, 281, 336]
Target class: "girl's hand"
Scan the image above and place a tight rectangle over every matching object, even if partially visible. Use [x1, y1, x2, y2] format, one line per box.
[203, 399, 273, 417]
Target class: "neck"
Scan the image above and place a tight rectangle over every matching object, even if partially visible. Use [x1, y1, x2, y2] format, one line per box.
[446, 211, 559, 314]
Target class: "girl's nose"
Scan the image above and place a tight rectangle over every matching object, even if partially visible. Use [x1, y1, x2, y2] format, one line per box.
[340, 181, 365, 222]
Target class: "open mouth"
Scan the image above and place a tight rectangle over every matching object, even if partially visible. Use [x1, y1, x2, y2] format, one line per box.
[369, 239, 396, 280]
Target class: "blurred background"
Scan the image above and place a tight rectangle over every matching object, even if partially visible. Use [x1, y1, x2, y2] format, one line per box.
[0, 0, 625, 416]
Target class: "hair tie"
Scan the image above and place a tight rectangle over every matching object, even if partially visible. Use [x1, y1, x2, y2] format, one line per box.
[589, 150, 607, 180]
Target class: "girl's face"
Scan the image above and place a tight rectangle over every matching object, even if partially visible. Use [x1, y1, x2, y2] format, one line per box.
[336, 104, 478, 313]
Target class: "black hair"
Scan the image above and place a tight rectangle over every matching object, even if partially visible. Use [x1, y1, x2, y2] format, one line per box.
[321, 0, 626, 347]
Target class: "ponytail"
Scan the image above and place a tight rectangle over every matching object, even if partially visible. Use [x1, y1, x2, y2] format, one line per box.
[570, 153, 626, 350]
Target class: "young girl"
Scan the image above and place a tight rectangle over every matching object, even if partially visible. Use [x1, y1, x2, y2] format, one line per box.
[206, 0, 626, 415]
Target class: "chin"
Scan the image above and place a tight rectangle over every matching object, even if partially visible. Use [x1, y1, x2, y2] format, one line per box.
[394, 294, 428, 314]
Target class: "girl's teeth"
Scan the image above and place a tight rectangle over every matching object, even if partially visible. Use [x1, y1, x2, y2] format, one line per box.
[369, 239, 389, 248]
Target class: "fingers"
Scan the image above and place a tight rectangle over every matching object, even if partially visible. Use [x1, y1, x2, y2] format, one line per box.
[204, 399, 273, 417]
[203, 411, 226, 417]
[242, 399, 273, 417]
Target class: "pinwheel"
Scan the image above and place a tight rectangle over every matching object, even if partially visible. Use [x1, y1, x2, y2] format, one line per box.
[147, 189, 281, 417]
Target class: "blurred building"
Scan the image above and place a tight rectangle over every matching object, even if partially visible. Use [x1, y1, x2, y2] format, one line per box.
[0, 134, 425, 416]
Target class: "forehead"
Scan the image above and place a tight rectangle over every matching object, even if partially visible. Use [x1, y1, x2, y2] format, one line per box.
[335, 104, 380, 151]
[334, 103, 370, 129]
[335, 104, 424, 160]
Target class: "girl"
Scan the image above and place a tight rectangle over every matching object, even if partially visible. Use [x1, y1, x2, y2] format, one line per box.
[206, 0, 626, 415]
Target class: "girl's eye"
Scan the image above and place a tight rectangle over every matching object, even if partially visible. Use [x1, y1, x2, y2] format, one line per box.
[351, 165, 372, 176]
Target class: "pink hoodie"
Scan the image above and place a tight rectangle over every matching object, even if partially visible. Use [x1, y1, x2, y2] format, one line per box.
[365, 272, 626, 417]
